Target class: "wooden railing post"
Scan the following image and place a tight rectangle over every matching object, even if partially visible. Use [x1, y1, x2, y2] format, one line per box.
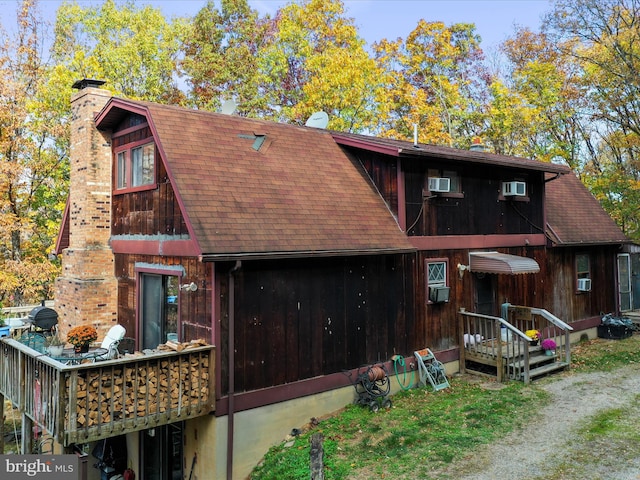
[495, 319, 503, 382]
[564, 329, 572, 366]
[458, 309, 467, 374]
[21, 413, 32, 454]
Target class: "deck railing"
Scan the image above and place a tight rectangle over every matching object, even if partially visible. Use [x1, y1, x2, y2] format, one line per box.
[459, 305, 573, 383]
[0, 338, 215, 447]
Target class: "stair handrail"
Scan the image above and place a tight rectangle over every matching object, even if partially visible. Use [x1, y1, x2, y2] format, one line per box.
[460, 310, 531, 340]
[529, 308, 574, 331]
[530, 307, 573, 365]
[459, 310, 532, 382]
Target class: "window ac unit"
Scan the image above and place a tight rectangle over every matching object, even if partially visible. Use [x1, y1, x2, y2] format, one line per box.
[429, 286, 450, 303]
[577, 278, 591, 292]
[502, 181, 526, 197]
[428, 177, 450, 193]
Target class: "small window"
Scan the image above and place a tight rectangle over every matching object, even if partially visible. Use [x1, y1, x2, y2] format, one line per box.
[428, 261, 447, 286]
[426, 259, 450, 303]
[117, 151, 127, 189]
[427, 169, 461, 193]
[115, 141, 156, 192]
[576, 253, 591, 292]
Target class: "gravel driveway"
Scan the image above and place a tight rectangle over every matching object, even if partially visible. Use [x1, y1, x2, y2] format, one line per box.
[443, 364, 640, 480]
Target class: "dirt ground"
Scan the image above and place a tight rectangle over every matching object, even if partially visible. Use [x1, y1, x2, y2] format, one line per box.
[442, 364, 640, 480]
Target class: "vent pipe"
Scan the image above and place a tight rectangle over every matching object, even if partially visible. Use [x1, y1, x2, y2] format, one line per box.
[413, 124, 418, 147]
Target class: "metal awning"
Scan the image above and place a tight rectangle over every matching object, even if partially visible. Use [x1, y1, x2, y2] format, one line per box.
[469, 251, 540, 275]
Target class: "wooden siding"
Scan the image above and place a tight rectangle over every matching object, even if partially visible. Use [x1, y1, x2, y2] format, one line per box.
[112, 122, 188, 237]
[217, 255, 417, 395]
[114, 254, 213, 344]
[404, 162, 544, 237]
[358, 152, 399, 217]
[545, 246, 619, 321]
[112, 245, 618, 401]
[355, 150, 545, 238]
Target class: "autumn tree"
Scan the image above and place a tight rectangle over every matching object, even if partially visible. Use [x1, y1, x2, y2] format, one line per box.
[256, 0, 385, 132]
[372, 20, 488, 146]
[493, 27, 588, 165]
[544, 0, 640, 240]
[0, 0, 63, 304]
[51, 0, 185, 104]
[180, 0, 271, 115]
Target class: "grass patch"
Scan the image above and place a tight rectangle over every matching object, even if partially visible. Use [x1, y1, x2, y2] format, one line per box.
[250, 379, 548, 480]
[251, 335, 640, 480]
[570, 334, 640, 372]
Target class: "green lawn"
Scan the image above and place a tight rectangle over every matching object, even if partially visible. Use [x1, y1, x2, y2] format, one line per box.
[250, 334, 640, 480]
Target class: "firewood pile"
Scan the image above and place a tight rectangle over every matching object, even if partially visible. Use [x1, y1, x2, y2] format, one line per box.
[68, 339, 211, 428]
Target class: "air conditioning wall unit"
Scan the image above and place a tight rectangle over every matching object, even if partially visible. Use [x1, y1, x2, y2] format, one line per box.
[428, 177, 451, 193]
[502, 181, 526, 197]
[577, 278, 592, 292]
[429, 285, 450, 303]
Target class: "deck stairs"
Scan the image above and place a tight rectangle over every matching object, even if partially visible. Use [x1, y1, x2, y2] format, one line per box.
[506, 345, 569, 382]
[459, 305, 573, 384]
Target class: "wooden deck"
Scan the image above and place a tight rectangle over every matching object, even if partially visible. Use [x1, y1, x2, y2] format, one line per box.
[0, 338, 215, 450]
[460, 306, 572, 384]
[464, 340, 569, 381]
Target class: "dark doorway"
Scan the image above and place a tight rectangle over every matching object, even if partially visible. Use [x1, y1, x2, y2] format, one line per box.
[141, 423, 183, 480]
[475, 273, 496, 316]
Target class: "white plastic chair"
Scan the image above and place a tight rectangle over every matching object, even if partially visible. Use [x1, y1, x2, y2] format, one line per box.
[96, 325, 126, 360]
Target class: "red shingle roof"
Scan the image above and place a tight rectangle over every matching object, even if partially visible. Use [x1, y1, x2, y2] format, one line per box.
[99, 99, 415, 259]
[332, 132, 570, 174]
[545, 172, 628, 245]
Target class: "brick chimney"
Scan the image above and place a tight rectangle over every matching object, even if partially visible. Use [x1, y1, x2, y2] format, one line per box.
[54, 80, 117, 338]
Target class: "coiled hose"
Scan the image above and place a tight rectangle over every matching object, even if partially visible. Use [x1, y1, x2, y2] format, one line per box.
[392, 355, 415, 390]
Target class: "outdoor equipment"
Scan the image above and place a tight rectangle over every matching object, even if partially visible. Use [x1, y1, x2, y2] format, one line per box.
[26, 306, 58, 334]
[353, 364, 392, 412]
[414, 348, 450, 391]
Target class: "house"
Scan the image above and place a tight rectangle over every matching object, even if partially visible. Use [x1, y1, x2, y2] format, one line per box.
[0, 80, 629, 480]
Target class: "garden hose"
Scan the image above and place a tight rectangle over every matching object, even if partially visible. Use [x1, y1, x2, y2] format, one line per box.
[392, 355, 414, 391]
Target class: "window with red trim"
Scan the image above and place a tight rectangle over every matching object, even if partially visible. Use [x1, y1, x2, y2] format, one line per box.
[115, 141, 156, 191]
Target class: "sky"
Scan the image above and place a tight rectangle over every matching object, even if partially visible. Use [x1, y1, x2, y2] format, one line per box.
[0, 0, 553, 52]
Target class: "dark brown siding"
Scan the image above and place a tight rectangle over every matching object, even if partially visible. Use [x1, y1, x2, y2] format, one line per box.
[546, 246, 618, 321]
[218, 255, 416, 394]
[358, 153, 399, 217]
[404, 162, 544, 237]
[114, 254, 213, 344]
[112, 122, 188, 237]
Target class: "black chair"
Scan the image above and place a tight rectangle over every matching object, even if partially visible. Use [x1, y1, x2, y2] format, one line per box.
[117, 337, 136, 355]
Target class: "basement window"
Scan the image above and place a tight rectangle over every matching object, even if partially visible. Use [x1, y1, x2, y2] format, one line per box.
[115, 141, 156, 191]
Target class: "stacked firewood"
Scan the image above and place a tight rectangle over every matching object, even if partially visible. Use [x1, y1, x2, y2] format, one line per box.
[68, 341, 210, 428]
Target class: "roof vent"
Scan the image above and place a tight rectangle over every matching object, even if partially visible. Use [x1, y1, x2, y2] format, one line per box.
[72, 79, 106, 90]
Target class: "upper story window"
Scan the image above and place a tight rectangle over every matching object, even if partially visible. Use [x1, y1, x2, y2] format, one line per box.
[426, 169, 461, 195]
[115, 141, 156, 191]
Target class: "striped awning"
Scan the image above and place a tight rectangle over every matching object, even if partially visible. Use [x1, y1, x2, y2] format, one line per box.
[469, 251, 540, 275]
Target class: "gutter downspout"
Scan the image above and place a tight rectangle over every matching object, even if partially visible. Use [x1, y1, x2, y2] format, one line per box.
[227, 260, 241, 480]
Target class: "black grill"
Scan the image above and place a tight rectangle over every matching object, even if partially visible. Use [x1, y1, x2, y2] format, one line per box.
[27, 306, 58, 331]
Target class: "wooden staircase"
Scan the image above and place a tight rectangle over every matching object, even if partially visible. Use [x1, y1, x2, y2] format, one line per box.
[507, 345, 569, 382]
[459, 305, 573, 384]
